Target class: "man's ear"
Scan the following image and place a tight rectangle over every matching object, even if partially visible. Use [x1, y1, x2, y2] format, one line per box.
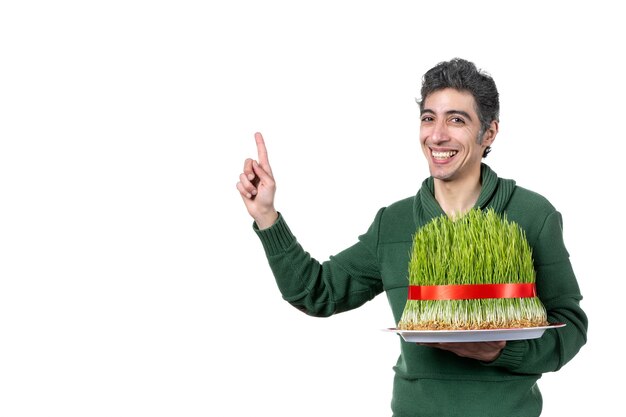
[482, 120, 498, 147]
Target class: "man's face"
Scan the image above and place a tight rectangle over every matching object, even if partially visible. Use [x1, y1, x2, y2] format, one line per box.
[420, 88, 496, 183]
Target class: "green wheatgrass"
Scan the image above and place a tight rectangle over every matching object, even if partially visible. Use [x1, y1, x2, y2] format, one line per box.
[398, 208, 548, 330]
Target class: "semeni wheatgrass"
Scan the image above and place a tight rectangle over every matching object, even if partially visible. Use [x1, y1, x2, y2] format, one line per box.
[398, 208, 548, 330]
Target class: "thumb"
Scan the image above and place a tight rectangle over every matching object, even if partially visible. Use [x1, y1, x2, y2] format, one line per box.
[252, 160, 273, 182]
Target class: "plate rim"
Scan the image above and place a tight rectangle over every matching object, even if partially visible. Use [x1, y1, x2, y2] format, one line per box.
[385, 322, 566, 334]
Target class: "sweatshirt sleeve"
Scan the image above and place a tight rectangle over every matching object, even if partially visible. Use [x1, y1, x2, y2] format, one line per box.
[487, 211, 588, 373]
[254, 211, 385, 317]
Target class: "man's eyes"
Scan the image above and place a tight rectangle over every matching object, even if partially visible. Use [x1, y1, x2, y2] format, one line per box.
[421, 116, 465, 124]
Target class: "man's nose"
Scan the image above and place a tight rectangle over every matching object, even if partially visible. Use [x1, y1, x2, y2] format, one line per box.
[430, 120, 448, 143]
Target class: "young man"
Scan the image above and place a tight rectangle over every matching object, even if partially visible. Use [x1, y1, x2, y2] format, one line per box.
[236, 58, 587, 416]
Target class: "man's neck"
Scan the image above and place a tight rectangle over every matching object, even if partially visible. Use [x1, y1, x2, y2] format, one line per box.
[434, 173, 482, 218]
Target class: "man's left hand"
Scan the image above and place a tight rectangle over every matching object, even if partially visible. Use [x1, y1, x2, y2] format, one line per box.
[418, 341, 506, 362]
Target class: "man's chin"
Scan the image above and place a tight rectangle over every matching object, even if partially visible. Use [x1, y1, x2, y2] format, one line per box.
[429, 166, 455, 182]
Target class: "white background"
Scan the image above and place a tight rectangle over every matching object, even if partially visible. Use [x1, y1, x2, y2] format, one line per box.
[1, 1, 623, 416]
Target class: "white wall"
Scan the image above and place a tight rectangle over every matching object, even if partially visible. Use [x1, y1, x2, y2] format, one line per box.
[1, 1, 621, 416]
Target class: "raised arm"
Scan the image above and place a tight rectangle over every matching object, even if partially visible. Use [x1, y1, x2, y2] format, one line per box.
[236, 132, 279, 229]
[237, 132, 384, 317]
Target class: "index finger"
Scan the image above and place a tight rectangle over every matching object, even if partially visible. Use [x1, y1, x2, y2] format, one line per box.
[254, 132, 272, 174]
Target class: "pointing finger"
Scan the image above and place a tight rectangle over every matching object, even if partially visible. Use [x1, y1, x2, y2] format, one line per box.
[254, 132, 273, 175]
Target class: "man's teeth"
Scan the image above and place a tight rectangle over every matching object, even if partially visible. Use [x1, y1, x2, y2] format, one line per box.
[432, 150, 458, 159]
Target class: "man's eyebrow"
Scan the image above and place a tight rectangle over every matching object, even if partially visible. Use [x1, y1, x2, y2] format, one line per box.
[420, 108, 474, 121]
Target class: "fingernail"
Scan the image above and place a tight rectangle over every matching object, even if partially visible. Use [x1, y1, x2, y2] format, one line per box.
[246, 193, 252, 198]
[251, 189, 257, 196]
[248, 173, 255, 180]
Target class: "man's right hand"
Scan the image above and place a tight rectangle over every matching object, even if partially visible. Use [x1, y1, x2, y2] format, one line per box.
[236, 132, 279, 229]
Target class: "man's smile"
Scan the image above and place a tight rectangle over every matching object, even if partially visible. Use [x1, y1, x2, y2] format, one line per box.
[431, 149, 459, 161]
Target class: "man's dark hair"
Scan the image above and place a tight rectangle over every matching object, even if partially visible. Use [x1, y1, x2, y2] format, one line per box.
[418, 58, 499, 158]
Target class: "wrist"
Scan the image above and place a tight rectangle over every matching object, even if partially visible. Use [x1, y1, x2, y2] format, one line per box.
[254, 209, 279, 230]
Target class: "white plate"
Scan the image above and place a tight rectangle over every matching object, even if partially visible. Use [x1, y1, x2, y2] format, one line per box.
[385, 323, 565, 343]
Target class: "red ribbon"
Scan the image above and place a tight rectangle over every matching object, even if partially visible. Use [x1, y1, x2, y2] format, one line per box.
[408, 283, 537, 300]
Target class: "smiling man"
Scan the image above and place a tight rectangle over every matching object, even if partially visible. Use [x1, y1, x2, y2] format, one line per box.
[236, 58, 587, 417]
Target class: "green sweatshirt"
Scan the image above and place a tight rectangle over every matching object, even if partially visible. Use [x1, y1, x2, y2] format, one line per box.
[254, 164, 587, 417]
